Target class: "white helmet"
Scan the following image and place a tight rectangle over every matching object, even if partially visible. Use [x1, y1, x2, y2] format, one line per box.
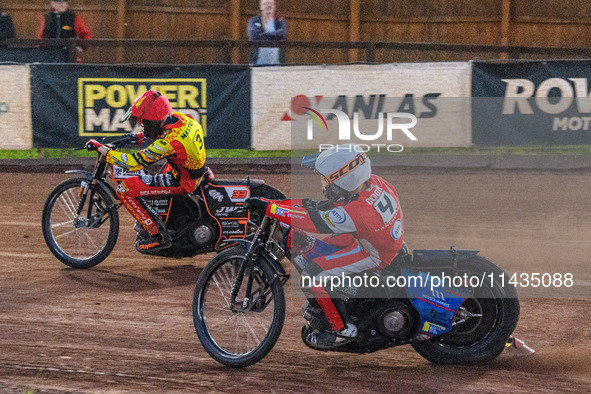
[302, 144, 371, 203]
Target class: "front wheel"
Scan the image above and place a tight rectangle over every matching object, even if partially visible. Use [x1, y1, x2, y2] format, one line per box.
[42, 178, 119, 269]
[411, 256, 520, 364]
[193, 246, 285, 368]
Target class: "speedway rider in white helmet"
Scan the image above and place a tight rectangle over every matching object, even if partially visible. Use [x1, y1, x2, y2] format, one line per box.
[248, 145, 405, 349]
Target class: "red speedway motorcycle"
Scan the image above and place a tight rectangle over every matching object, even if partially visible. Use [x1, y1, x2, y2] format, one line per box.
[192, 201, 524, 368]
[41, 134, 286, 269]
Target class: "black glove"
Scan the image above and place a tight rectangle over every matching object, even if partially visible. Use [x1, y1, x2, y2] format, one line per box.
[317, 199, 334, 211]
[301, 198, 333, 211]
[244, 197, 270, 212]
[301, 198, 318, 210]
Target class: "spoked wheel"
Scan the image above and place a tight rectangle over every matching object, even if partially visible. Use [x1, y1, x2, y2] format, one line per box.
[42, 178, 119, 269]
[412, 256, 520, 364]
[193, 246, 285, 368]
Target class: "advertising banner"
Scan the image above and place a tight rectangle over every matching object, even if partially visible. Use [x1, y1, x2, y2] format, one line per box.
[0, 65, 32, 149]
[31, 64, 250, 149]
[252, 63, 472, 150]
[0, 47, 67, 63]
[472, 60, 591, 146]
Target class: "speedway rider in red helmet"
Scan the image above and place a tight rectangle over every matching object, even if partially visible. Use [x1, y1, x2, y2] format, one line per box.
[86, 90, 208, 252]
[248, 145, 405, 349]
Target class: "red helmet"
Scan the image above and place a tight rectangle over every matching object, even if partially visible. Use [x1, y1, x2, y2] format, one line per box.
[122, 90, 172, 126]
[121, 90, 172, 139]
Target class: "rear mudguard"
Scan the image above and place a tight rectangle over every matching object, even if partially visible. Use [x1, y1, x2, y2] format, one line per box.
[411, 248, 479, 269]
[65, 170, 119, 203]
[213, 179, 286, 200]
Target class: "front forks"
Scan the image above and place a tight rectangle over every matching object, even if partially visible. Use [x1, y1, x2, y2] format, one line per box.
[76, 181, 91, 216]
[228, 216, 286, 313]
[74, 181, 120, 228]
[230, 253, 256, 313]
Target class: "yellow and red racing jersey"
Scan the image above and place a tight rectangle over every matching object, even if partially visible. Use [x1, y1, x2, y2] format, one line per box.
[106, 112, 206, 191]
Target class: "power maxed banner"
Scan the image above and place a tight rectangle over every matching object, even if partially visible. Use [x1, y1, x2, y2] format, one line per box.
[472, 60, 591, 146]
[31, 64, 250, 148]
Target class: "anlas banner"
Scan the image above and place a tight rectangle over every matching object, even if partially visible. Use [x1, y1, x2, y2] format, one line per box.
[472, 60, 591, 146]
[31, 64, 251, 149]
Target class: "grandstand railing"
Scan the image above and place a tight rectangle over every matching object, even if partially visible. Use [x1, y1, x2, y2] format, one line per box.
[3, 38, 591, 64]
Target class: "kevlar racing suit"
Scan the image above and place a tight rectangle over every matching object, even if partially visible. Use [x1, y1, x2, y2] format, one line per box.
[265, 175, 404, 331]
[106, 112, 206, 235]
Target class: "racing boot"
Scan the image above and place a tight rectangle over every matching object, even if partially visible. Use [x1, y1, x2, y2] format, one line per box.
[134, 201, 173, 253]
[136, 231, 172, 253]
[306, 322, 357, 350]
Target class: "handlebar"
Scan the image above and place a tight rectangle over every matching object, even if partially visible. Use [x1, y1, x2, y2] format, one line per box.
[243, 197, 272, 213]
[73, 133, 139, 152]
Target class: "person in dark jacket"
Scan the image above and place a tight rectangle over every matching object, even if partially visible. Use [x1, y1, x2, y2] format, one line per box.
[0, 9, 15, 40]
[38, 0, 92, 40]
[247, 0, 287, 65]
[38, 0, 92, 62]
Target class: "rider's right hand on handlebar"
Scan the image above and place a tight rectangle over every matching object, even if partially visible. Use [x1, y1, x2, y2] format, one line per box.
[85, 139, 103, 151]
[132, 132, 145, 146]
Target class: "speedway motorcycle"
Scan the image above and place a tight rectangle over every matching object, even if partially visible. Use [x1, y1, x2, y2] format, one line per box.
[41, 133, 285, 269]
[192, 201, 521, 368]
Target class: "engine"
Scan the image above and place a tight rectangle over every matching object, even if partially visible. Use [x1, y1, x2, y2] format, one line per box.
[190, 221, 217, 247]
[301, 297, 417, 352]
[135, 214, 219, 258]
[168, 216, 218, 251]
[375, 301, 414, 340]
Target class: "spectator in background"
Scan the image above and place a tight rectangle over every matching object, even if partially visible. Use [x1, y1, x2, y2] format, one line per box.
[38, 0, 92, 61]
[247, 0, 287, 65]
[0, 8, 15, 40]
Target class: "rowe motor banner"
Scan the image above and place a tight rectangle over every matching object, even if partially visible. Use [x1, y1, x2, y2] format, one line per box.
[31, 64, 251, 149]
[472, 60, 591, 146]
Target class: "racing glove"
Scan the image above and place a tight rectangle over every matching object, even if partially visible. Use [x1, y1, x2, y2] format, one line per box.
[85, 139, 103, 151]
[132, 132, 145, 146]
[244, 197, 270, 213]
[301, 198, 334, 212]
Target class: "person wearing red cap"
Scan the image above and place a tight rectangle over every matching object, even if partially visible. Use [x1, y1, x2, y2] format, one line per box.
[85, 90, 208, 252]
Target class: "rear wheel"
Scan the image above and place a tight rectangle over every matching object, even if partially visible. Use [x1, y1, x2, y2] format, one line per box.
[42, 178, 119, 269]
[411, 256, 519, 364]
[193, 246, 285, 368]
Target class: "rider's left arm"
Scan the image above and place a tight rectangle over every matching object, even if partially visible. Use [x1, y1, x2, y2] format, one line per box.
[105, 139, 174, 172]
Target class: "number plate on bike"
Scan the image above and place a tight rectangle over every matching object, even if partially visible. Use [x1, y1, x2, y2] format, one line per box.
[112, 165, 147, 181]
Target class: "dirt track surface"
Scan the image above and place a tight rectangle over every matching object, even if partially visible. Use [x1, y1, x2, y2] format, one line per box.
[1, 169, 590, 393]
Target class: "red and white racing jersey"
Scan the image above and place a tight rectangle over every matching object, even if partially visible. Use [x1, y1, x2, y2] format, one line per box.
[267, 175, 404, 269]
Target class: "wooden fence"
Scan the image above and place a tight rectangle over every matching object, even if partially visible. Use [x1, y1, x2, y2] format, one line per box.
[3, 0, 591, 64]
